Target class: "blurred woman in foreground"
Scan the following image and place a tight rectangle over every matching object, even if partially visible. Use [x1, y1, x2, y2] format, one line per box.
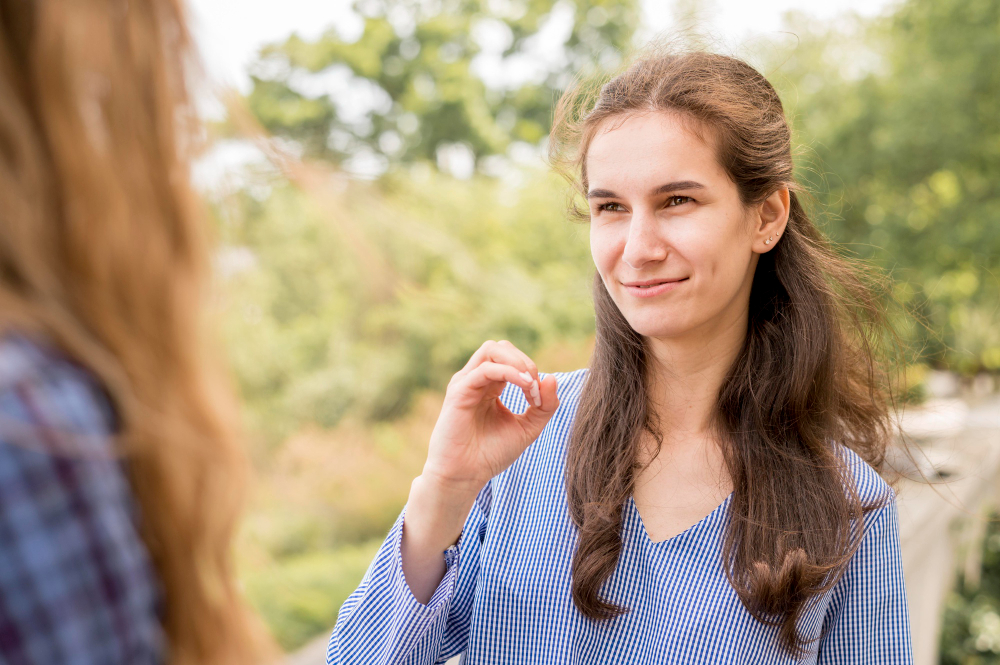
[0, 0, 270, 662]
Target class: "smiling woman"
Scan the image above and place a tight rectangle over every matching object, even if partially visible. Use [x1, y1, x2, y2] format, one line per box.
[551, 50, 910, 660]
[327, 47, 912, 665]
[587, 111, 773, 342]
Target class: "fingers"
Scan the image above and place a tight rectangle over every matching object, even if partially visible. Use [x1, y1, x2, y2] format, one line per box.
[516, 370, 541, 408]
[498, 340, 539, 384]
[456, 340, 496, 377]
[457, 361, 540, 408]
[518, 374, 561, 438]
[454, 340, 539, 385]
[539, 374, 558, 409]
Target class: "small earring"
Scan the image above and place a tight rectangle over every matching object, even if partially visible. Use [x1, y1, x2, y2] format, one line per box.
[764, 236, 773, 245]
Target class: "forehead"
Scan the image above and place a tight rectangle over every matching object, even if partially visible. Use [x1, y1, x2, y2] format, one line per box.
[585, 111, 725, 189]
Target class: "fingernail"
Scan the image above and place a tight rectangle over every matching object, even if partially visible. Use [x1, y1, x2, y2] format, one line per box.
[519, 371, 532, 383]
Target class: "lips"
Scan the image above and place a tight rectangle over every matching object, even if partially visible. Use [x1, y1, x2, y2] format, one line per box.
[622, 278, 687, 287]
[621, 277, 688, 297]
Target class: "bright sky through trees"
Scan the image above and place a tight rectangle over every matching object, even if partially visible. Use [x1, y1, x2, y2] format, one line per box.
[188, 0, 896, 95]
[187, 0, 897, 186]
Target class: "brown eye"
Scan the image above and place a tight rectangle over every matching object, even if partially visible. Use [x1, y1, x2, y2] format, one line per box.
[598, 202, 626, 213]
[666, 196, 693, 207]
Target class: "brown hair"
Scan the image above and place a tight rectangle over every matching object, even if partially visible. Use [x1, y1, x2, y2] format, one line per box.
[550, 49, 896, 657]
[0, 0, 272, 662]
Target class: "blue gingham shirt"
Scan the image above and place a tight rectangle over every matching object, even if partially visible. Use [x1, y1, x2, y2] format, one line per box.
[0, 333, 165, 664]
[328, 368, 912, 664]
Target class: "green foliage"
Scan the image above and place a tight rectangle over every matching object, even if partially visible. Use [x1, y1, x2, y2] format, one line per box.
[941, 514, 1000, 664]
[214, 166, 595, 445]
[245, 0, 639, 164]
[242, 539, 382, 651]
[770, 0, 1000, 372]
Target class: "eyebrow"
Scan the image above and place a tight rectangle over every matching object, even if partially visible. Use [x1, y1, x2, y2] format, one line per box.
[587, 181, 707, 199]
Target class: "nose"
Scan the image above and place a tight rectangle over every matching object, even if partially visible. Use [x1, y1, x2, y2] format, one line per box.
[621, 207, 667, 270]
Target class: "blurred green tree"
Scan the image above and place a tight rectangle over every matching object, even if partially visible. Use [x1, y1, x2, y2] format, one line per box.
[214, 166, 595, 446]
[245, 0, 639, 167]
[772, 0, 1000, 372]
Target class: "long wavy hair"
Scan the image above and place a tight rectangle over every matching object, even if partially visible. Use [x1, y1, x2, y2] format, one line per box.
[0, 0, 272, 662]
[550, 50, 897, 657]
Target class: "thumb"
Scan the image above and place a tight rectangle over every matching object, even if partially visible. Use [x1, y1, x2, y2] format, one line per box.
[519, 374, 560, 439]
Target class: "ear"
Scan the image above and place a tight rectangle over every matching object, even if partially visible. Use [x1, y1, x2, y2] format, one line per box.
[752, 187, 790, 253]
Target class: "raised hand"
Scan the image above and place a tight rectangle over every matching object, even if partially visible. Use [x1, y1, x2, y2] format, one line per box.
[421, 339, 560, 494]
[401, 340, 560, 604]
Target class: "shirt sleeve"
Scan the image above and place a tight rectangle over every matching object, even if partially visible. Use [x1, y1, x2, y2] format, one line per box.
[327, 478, 492, 665]
[816, 492, 913, 664]
[0, 339, 165, 664]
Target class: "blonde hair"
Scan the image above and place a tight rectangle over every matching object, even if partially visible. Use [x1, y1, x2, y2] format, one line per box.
[0, 0, 273, 662]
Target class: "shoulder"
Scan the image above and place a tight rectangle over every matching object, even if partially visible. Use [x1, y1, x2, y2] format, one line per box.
[831, 442, 895, 507]
[829, 442, 897, 544]
[0, 333, 165, 662]
[0, 331, 118, 456]
[821, 445, 907, 628]
[551, 367, 590, 400]
[0, 329, 128, 516]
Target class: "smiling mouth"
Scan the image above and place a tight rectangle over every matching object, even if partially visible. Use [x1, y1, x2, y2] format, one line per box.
[620, 278, 689, 297]
[624, 278, 689, 288]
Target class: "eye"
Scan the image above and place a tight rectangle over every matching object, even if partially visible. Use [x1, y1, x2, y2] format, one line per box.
[666, 196, 693, 207]
[597, 202, 627, 213]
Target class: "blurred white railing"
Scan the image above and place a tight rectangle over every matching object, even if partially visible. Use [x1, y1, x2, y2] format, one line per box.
[895, 392, 1000, 665]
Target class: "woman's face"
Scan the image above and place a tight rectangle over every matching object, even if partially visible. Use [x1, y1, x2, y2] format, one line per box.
[587, 111, 772, 345]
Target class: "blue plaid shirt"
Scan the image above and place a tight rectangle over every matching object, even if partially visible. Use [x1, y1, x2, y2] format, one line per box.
[0, 333, 165, 664]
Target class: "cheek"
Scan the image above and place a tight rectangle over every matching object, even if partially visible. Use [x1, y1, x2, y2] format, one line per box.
[692, 221, 754, 284]
[589, 223, 619, 274]
[671, 210, 747, 275]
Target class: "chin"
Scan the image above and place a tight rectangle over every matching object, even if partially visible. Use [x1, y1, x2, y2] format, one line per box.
[621, 310, 693, 339]
[633, 326, 691, 341]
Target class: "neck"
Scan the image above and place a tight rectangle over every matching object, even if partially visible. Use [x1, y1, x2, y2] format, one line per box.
[643, 307, 748, 447]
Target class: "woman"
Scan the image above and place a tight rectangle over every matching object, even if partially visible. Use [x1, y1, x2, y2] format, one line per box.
[328, 50, 911, 663]
[0, 0, 270, 663]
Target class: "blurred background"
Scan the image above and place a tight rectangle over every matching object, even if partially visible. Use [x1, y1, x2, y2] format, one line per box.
[184, 0, 1000, 661]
